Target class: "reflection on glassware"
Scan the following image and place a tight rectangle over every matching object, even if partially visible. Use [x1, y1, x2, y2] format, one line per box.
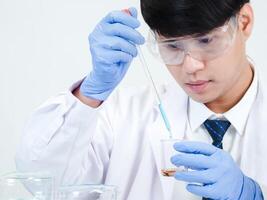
[57, 184, 117, 200]
[0, 171, 54, 200]
[160, 139, 187, 177]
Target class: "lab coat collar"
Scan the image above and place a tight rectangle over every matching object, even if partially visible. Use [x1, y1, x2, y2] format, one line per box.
[240, 68, 267, 190]
[148, 82, 188, 200]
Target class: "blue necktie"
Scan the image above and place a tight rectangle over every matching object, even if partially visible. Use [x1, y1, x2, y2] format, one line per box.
[202, 119, 231, 200]
[203, 119, 231, 149]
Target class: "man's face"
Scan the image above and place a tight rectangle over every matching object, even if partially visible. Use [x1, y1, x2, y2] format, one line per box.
[164, 20, 251, 104]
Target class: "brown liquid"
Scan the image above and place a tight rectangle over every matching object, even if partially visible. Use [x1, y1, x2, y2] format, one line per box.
[161, 169, 176, 177]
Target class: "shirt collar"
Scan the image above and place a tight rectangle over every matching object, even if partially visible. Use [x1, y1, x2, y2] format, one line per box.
[188, 66, 258, 135]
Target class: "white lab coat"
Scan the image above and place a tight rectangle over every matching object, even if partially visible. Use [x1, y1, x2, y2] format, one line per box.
[16, 75, 267, 199]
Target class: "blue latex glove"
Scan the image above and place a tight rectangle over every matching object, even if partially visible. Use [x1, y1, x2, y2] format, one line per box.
[80, 7, 145, 101]
[171, 141, 264, 200]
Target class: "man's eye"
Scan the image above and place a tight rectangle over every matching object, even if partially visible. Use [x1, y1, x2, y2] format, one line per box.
[167, 43, 178, 49]
[165, 43, 182, 50]
[198, 37, 213, 44]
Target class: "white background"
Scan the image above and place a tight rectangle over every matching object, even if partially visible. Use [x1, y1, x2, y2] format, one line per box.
[0, 0, 266, 174]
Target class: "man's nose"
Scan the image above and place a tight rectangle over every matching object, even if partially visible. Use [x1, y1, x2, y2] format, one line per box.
[182, 54, 205, 74]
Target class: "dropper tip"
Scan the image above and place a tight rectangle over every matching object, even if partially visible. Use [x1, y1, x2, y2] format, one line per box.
[168, 129, 173, 139]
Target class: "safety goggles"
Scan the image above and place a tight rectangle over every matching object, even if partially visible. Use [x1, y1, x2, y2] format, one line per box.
[147, 15, 238, 66]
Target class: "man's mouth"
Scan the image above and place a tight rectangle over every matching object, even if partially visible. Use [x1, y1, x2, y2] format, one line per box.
[185, 80, 211, 93]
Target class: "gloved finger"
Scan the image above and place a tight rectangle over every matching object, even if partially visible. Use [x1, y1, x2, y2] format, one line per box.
[103, 22, 145, 45]
[128, 7, 138, 18]
[174, 168, 219, 184]
[186, 183, 218, 199]
[173, 141, 218, 156]
[102, 10, 140, 29]
[101, 35, 138, 57]
[122, 7, 138, 18]
[93, 47, 133, 65]
[171, 153, 215, 169]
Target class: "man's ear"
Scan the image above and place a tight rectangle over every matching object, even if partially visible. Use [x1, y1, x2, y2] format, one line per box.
[238, 3, 254, 41]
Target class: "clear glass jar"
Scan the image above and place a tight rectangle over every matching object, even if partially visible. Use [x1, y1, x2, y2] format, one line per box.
[0, 171, 54, 200]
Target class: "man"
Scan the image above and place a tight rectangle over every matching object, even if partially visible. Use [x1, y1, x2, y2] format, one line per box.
[16, 0, 266, 199]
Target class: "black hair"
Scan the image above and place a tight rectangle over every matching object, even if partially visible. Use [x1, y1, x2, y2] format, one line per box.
[141, 0, 250, 38]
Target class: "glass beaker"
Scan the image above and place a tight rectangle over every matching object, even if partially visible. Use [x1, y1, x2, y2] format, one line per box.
[57, 184, 117, 200]
[0, 171, 54, 200]
[160, 138, 187, 177]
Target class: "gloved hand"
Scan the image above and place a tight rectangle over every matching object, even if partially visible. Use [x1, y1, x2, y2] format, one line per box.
[80, 7, 145, 101]
[171, 141, 263, 200]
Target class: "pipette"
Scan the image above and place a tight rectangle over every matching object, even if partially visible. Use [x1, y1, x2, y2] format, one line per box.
[137, 46, 173, 139]
[123, 9, 173, 139]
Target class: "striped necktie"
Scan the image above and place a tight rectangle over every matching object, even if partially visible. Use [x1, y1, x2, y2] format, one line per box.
[203, 119, 231, 149]
[202, 119, 231, 200]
